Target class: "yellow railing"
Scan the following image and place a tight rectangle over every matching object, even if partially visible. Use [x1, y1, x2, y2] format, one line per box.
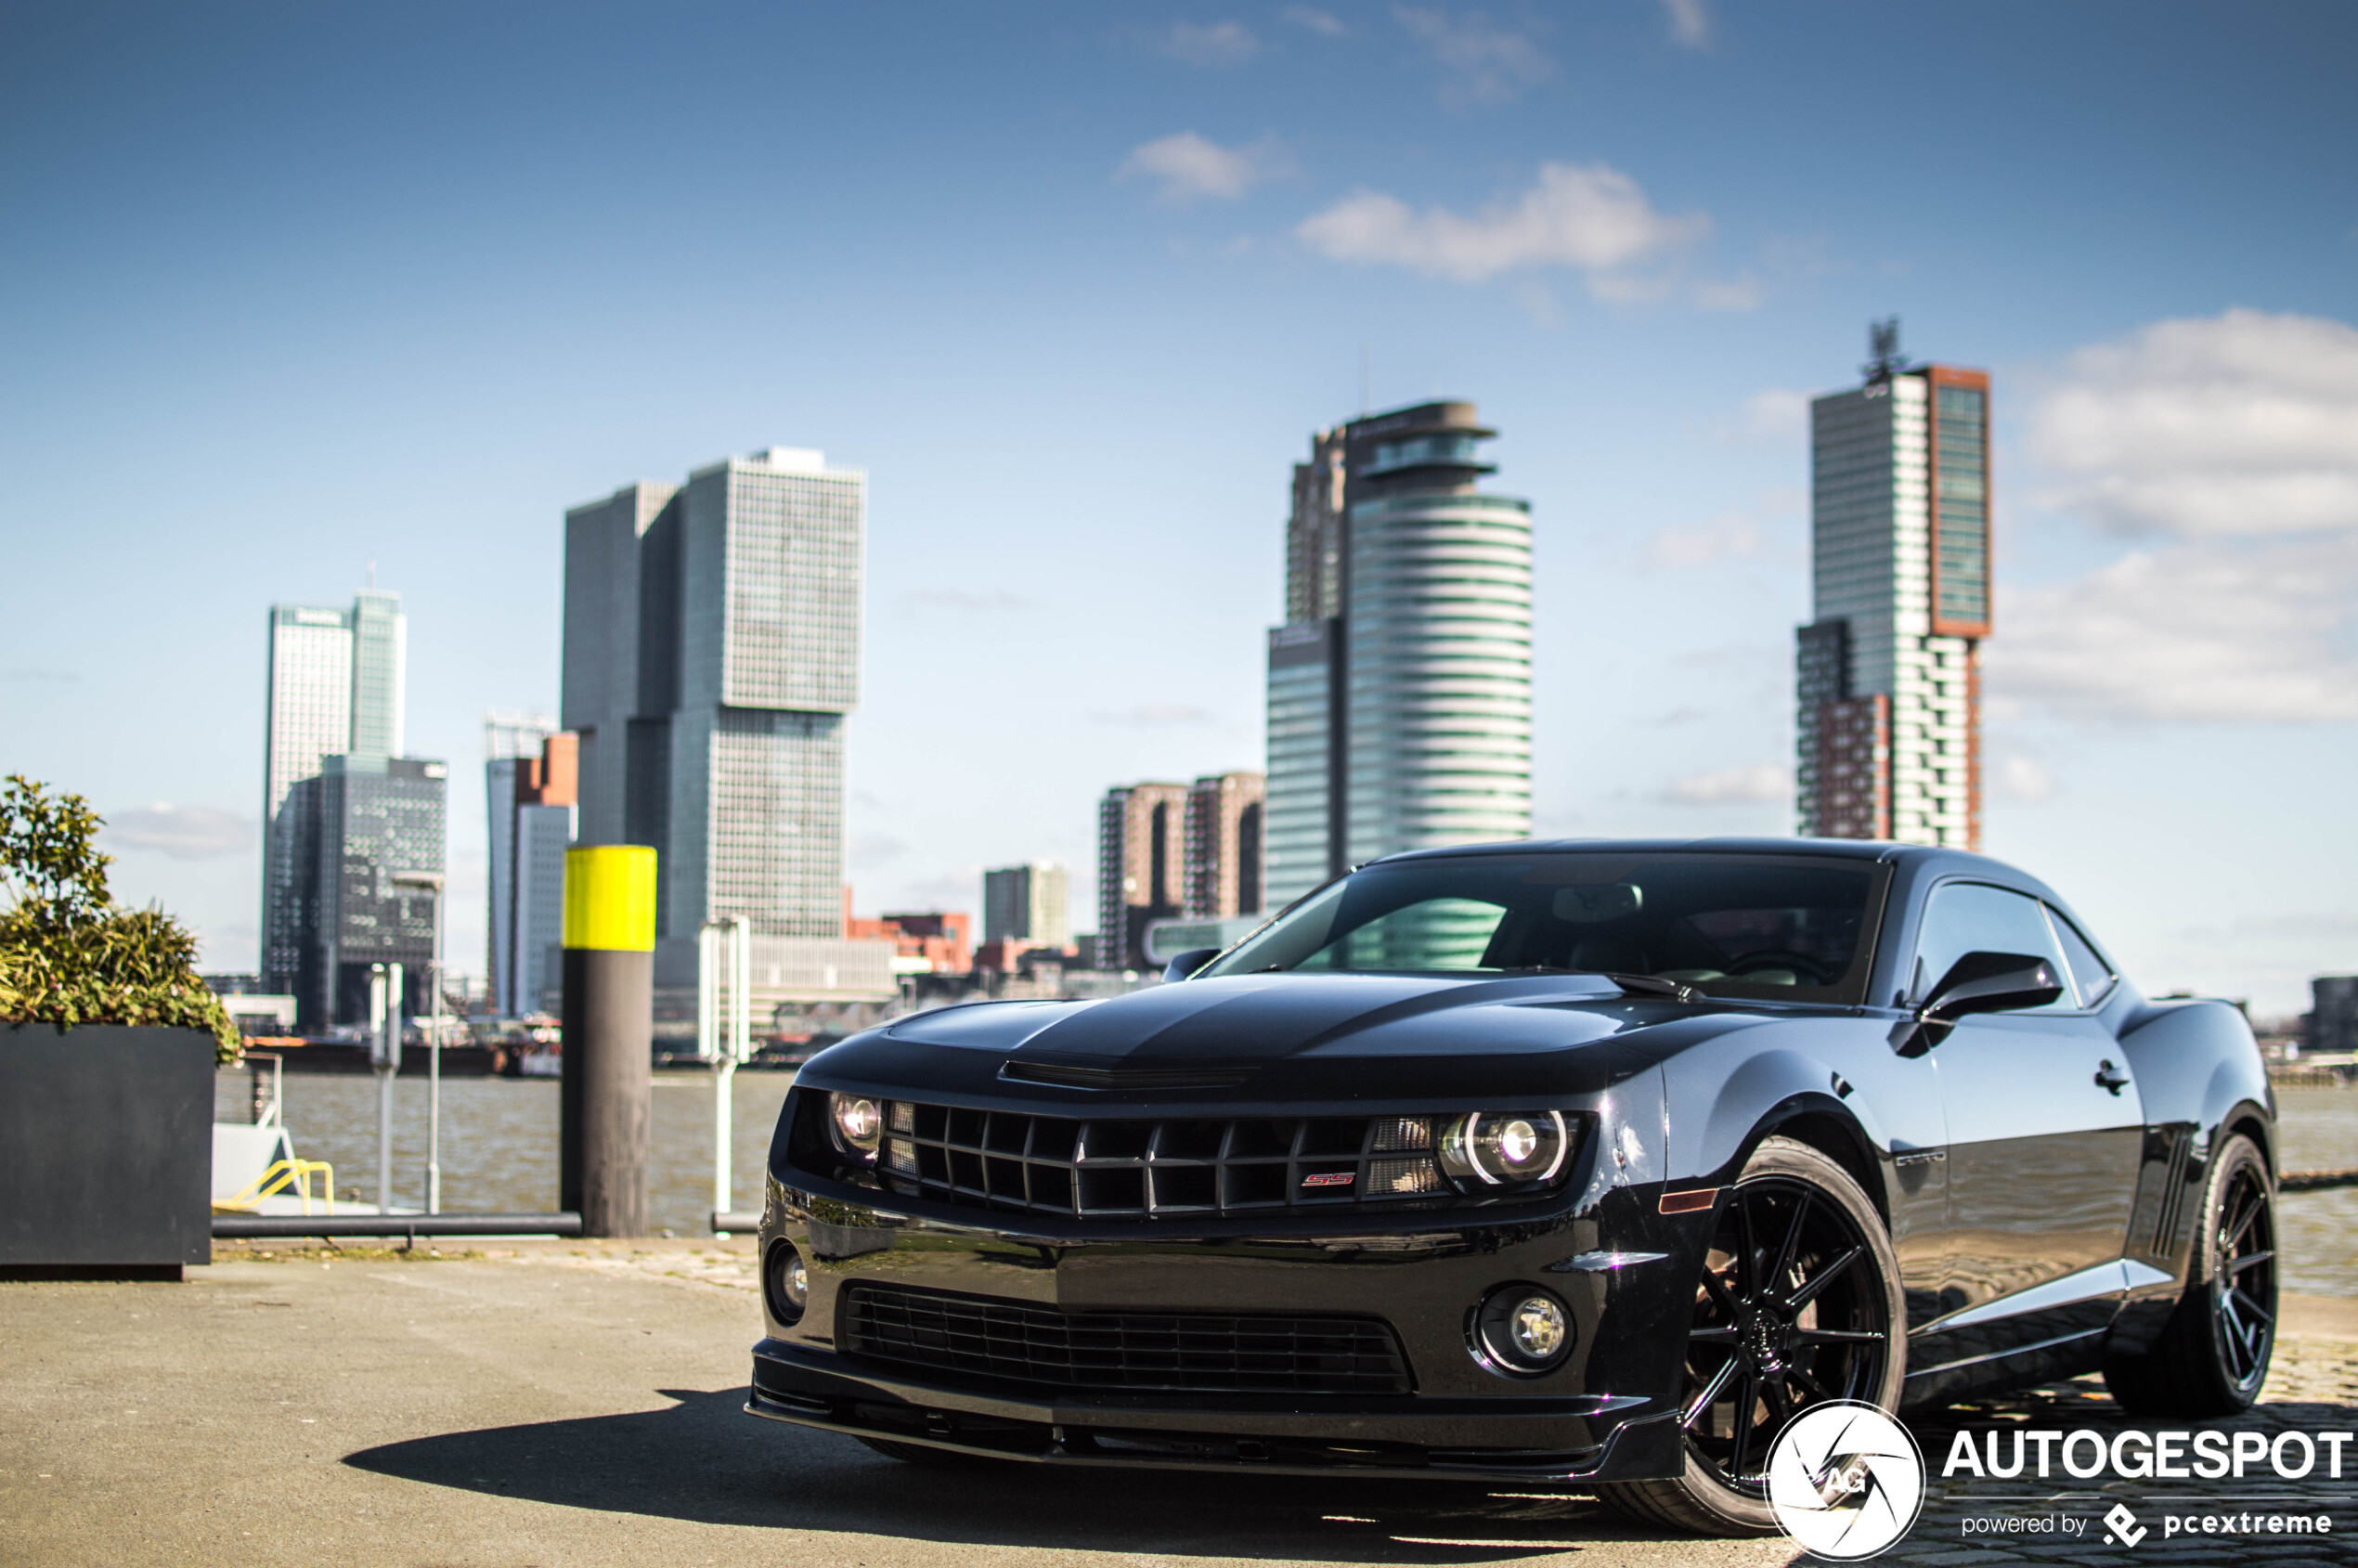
[215, 1159, 337, 1215]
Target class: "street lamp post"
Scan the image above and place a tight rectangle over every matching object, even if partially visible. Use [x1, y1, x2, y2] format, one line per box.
[369, 962, 403, 1213]
[393, 871, 447, 1214]
[699, 916, 751, 1233]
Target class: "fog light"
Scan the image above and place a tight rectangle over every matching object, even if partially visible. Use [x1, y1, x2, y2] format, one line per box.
[764, 1241, 809, 1327]
[1510, 1295, 1567, 1360]
[1471, 1284, 1574, 1377]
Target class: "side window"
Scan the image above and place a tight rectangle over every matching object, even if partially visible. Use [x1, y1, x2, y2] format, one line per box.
[2044, 906, 2118, 1008]
[1911, 882, 2071, 1013]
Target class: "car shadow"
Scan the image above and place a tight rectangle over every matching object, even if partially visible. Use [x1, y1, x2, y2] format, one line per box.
[343, 1387, 1668, 1562]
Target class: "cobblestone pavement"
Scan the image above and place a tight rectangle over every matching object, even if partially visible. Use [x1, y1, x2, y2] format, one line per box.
[8, 1244, 2352, 1566]
[1877, 1315, 2358, 1565]
[407, 1249, 2358, 1564]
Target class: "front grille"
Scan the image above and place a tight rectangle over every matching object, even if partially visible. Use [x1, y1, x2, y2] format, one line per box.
[875, 1100, 1446, 1218]
[841, 1284, 1412, 1394]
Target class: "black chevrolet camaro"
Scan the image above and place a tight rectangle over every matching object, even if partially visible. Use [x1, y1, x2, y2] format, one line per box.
[744, 839, 2277, 1536]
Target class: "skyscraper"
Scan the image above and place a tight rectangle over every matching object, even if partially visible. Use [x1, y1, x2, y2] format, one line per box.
[561, 447, 863, 949]
[1263, 401, 1533, 908]
[261, 590, 408, 997]
[1097, 782, 1188, 972]
[1184, 771, 1264, 919]
[485, 718, 575, 1017]
[1795, 323, 1989, 848]
[484, 709, 558, 1011]
[983, 862, 1071, 949]
[286, 756, 447, 1026]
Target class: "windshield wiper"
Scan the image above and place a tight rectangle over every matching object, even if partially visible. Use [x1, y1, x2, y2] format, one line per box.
[1603, 972, 1701, 1004]
[1497, 967, 1701, 1003]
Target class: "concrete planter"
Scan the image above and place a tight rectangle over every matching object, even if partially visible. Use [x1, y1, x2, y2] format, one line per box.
[0, 1023, 214, 1276]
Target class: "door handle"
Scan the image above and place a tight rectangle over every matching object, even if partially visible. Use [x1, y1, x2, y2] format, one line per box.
[2094, 1059, 2131, 1095]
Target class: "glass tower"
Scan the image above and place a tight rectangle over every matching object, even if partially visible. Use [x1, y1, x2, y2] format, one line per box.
[261, 591, 410, 995]
[983, 862, 1071, 948]
[1795, 325, 1989, 848]
[562, 447, 863, 948]
[290, 756, 447, 1025]
[1263, 402, 1533, 910]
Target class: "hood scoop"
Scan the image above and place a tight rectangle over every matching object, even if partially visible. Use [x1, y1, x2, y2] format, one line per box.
[998, 1055, 1257, 1092]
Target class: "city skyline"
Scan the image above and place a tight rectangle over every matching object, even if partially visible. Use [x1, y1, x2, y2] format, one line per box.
[8, 6, 2354, 1016]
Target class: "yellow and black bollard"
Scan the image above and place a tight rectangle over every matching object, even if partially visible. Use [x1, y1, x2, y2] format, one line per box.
[559, 845, 655, 1238]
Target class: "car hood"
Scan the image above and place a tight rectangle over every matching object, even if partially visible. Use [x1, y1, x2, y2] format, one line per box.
[802, 973, 1790, 1107]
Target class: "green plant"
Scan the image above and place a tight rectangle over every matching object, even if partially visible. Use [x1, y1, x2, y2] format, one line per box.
[0, 774, 240, 1063]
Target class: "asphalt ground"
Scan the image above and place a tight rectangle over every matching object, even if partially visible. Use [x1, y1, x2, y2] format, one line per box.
[2, 1241, 2352, 1567]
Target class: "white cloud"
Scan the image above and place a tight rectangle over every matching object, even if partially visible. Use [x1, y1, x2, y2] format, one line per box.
[1691, 274, 1761, 311]
[1739, 386, 1807, 439]
[1991, 755, 2057, 802]
[1119, 132, 1286, 202]
[1990, 533, 2358, 722]
[1160, 19, 1260, 65]
[2029, 308, 2358, 539]
[1393, 6, 1552, 105]
[1659, 0, 1709, 46]
[848, 833, 908, 869]
[1639, 509, 1769, 569]
[1660, 763, 1789, 806]
[1999, 309, 2358, 723]
[1296, 161, 1706, 287]
[1093, 702, 1213, 726]
[102, 804, 253, 861]
[900, 588, 1031, 611]
[1281, 6, 1346, 35]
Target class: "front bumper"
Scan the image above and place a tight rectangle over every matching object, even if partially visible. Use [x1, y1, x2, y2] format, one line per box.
[743, 1170, 1709, 1484]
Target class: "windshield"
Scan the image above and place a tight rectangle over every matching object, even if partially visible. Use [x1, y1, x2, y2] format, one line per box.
[1200, 851, 1885, 1002]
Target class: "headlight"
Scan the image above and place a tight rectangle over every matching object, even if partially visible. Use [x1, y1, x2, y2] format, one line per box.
[829, 1092, 882, 1162]
[1437, 1110, 1570, 1186]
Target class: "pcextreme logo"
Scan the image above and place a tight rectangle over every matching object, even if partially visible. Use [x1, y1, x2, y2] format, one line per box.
[1766, 1401, 1927, 1560]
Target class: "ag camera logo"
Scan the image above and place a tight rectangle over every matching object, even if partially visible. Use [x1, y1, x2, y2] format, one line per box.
[1767, 1401, 1926, 1560]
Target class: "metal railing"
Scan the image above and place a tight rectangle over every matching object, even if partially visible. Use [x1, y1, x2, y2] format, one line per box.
[215, 1158, 338, 1215]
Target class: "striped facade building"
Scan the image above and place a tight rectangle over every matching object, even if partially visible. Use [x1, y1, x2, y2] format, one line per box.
[1263, 400, 1532, 909]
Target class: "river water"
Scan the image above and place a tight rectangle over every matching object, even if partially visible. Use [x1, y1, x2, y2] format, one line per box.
[215, 1071, 2358, 1294]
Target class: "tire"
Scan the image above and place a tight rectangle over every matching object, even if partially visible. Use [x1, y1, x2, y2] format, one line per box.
[856, 1435, 1008, 1468]
[1596, 1135, 1908, 1537]
[2103, 1132, 2276, 1417]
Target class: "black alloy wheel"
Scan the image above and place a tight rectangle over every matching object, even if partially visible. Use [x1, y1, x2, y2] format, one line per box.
[2210, 1160, 2276, 1390]
[1681, 1177, 1891, 1491]
[1598, 1136, 1908, 1537]
[2104, 1131, 2277, 1416]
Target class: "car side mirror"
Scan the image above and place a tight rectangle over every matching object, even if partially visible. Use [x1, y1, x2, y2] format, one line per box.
[1923, 951, 2066, 1021]
[1161, 948, 1220, 983]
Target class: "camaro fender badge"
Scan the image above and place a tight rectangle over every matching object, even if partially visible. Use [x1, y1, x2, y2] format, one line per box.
[1658, 1186, 1723, 1214]
[1302, 1172, 1354, 1188]
[1892, 1147, 1948, 1168]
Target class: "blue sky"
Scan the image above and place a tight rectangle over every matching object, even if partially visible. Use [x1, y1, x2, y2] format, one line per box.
[5, 2, 2354, 1015]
